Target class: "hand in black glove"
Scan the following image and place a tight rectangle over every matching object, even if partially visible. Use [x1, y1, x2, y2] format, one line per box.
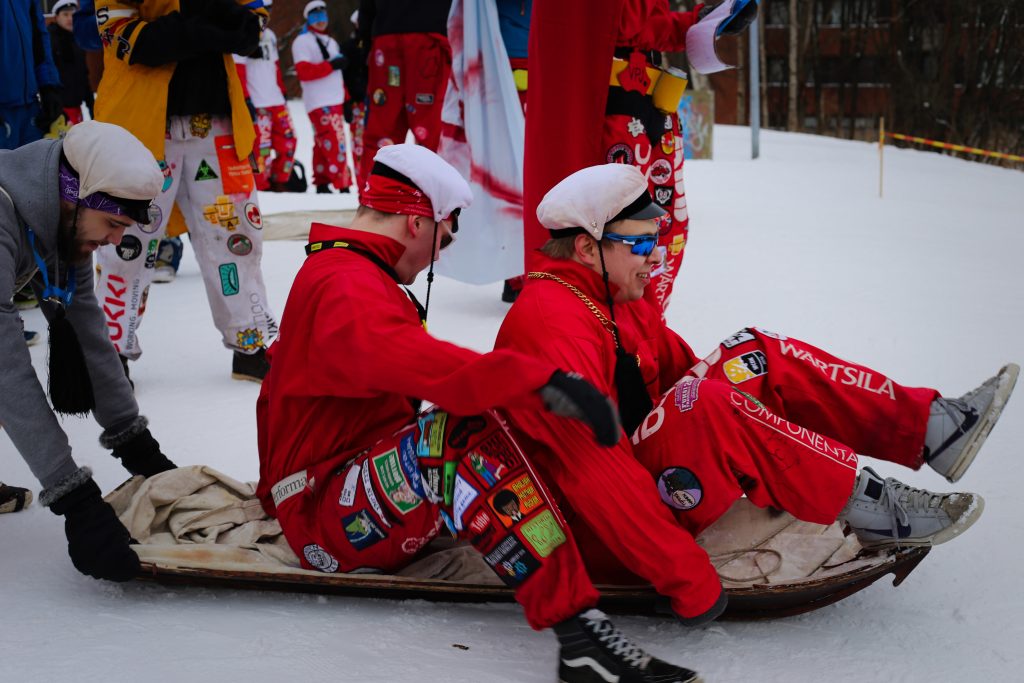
[36, 85, 64, 132]
[49, 478, 140, 582]
[112, 428, 177, 478]
[539, 370, 622, 447]
[329, 55, 348, 71]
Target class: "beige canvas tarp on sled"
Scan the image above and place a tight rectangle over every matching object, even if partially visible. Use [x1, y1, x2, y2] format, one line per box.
[106, 466, 928, 619]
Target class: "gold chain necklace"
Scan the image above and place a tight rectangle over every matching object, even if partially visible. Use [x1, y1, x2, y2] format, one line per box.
[527, 271, 617, 335]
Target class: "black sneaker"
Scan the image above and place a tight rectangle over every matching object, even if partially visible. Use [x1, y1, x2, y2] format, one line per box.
[316, 184, 333, 194]
[232, 348, 269, 383]
[0, 482, 32, 514]
[553, 609, 701, 683]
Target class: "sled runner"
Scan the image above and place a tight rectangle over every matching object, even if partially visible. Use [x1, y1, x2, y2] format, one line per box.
[108, 467, 929, 620]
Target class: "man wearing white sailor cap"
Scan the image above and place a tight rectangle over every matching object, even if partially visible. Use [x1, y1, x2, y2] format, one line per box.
[496, 163, 1010, 662]
[257, 145, 668, 681]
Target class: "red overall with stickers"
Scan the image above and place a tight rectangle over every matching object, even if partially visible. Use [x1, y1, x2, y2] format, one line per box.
[495, 255, 938, 617]
[360, 33, 452, 184]
[525, 0, 704, 313]
[256, 225, 599, 629]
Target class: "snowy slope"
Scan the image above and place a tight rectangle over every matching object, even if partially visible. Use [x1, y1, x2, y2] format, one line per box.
[2, 124, 1022, 682]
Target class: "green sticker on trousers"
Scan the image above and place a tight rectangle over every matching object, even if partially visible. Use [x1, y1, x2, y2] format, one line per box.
[219, 263, 239, 296]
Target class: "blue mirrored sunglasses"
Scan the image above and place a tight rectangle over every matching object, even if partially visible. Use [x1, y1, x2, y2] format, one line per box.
[603, 232, 659, 256]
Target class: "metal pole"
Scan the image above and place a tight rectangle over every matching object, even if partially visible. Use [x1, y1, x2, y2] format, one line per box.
[750, 17, 760, 159]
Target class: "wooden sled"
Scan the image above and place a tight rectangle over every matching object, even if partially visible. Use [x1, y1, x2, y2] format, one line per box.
[123, 479, 930, 620]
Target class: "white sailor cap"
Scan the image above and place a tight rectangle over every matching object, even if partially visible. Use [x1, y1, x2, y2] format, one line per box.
[63, 121, 163, 202]
[52, 0, 78, 13]
[537, 164, 666, 240]
[303, 0, 326, 18]
[364, 144, 473, 223]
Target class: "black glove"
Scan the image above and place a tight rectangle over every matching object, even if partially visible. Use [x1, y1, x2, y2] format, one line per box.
[112, 428, 177, 478]
[36, 85, 64, 132]
[49, 478, 140, 582]
[329, 55, 348, 71]
[540, 370, 622, 447]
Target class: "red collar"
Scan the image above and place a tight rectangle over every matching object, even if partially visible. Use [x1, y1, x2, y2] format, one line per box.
[308, 224, 407, 269]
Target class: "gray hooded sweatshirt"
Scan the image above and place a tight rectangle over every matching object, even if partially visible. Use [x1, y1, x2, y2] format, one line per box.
[0, 137, 139, 493]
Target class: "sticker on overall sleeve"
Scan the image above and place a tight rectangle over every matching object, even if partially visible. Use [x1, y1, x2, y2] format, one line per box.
[214, 134, 255, 195]
[468, 451, 506, 488]
[446, 416, 488, 448]
[371, 448, 423, 514]
[139, 203, 163, 234]
[342, 510, 387, 551]
[672, 377, 702, 413]
[489, 474, 542, 527]
[474, 431, 521, 471]
[452, 474, 479, 531]
[415, 93, 434, 105]
[302, 543, 340, 572]
[606, 143, 633, 165]
[387, 65, 400, 87]
[236, 328, 264, 351]
[158, 159, 173, 192]
[654, 185, 673, 207]
[723, 350, 767, 384]
[721, 328, 755, 349]
[657, 468, 703, 511]
[361, 462, 393, 527]
[195, 159, 219, 181]
[398, 433, 426, 498]
[650, 159, 672, 184]
[218, 263, 239, 296]
[416, 412, 448, 457]
[116, 235, 142, 261]
[519, 509, 566, 558]
[338, 463, 361, 507]
[483, 534, 540, 587]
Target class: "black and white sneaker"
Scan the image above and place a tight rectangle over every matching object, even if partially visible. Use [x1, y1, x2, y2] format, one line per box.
[840, 467, 984, 549]
[553, 609, 701, 683]
[925, 364, 1018, 483]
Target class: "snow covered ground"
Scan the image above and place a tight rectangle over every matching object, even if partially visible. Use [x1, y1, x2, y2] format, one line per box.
[3, 123, 1023, 681]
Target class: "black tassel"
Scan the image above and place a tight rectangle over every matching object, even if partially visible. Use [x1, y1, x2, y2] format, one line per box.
[614, 346, 653, 436]
[47, 307, 95, 417]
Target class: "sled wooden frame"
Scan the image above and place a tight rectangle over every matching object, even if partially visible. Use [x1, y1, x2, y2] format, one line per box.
[135, 545, 929, 620]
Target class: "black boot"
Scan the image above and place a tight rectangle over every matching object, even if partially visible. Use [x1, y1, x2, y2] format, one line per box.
[553, 609, 701, 683]
[501, 279, 521, 303]
[316, 184, 333, 194]
[231, 348, 270, 383]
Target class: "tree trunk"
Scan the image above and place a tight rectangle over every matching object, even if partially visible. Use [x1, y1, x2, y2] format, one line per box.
[787, 0, 800, 130]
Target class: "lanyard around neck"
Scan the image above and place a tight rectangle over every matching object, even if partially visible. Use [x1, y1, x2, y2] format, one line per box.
[306, 239, 427, 329]
[26, 226, 76, 309]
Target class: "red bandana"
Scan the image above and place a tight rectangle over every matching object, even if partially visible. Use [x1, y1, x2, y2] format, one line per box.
[361, 173, 435, 219]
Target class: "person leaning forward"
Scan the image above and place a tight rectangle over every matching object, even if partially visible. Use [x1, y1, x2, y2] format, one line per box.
[0, 121, 177, 581]
[256, 144, 705, 683]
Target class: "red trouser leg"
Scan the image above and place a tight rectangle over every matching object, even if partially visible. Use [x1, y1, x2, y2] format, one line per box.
[631, 378, 858, 537]
[351, 102, 367, 190]
[601, 111, 689, 315]
[253, 109, 273, 190]
[688, 328, 939, 469]
[362, 35, 410, 182]
[278, 410, 598, 630]
[528, 425, 725, 620]
[308, 105, 351, 190]
[400, 32, 451, 151]
[267, 105, 297, 185]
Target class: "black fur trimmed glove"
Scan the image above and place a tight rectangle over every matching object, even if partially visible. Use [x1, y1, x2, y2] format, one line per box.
[100, 417, 177, 478]
[42, 469, 140, 582]
[540, 371, 622, 447]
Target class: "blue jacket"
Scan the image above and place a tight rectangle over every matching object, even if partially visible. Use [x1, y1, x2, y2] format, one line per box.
[0, 0, 61, 107]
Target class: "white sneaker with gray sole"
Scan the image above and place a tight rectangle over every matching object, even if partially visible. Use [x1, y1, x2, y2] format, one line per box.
[841, 467, 984, 549]
[925, 363, 1019, 483]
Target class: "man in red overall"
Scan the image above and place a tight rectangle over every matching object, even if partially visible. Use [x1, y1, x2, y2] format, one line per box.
[524, 1, 757, 315]
[356, 0, 452, 185]
[257, 145, 704, 683]
[497, 163, 1017, 620]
